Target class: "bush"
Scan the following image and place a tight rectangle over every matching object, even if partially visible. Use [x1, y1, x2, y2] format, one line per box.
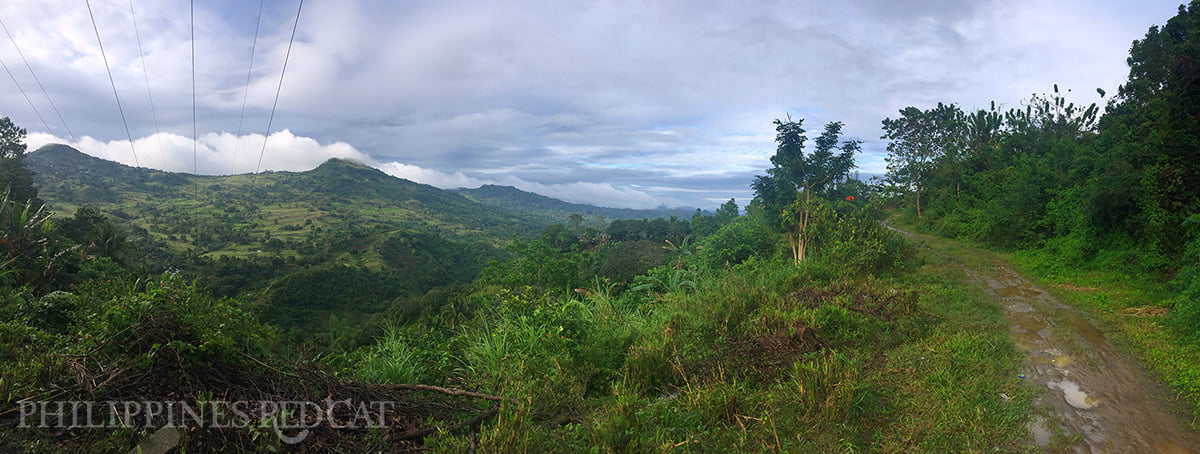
[1171, 215, 1200, 345]
[695, 217, 774, 270]
[819, 201, 910, 273]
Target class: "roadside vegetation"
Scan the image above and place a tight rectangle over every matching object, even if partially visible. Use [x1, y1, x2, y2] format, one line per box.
[880, 1, 1200, 424]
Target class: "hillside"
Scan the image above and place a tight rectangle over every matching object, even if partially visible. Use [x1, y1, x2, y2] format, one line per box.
[25, 146, 530, 333]
[24, 144, 706, 335]
[27, 144, 540, 242]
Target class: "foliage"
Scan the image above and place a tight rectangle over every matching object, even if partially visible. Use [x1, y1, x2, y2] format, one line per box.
[1171, 214, 1200, 345]
[412, 242, 1028, 451]
[264, 263, 401, 333]
[872, 2, 1200, 422]
[751, 116, 862, 265]
[881, 103, 963, 219]
[348, 324, 428, 384]
[0, 117, 38, 205]
[694, 216, 775, 270]
[0, 191, 69, 292]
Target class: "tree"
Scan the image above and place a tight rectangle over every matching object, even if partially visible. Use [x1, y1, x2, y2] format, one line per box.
[1099, 0, 1200, 257]
[881, 103, 962, 218]
[713, 199, 739, 226]
[0, 117, 38, 206]
[752, 116, 860, 264]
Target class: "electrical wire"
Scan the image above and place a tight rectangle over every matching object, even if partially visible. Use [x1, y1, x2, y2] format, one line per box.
[255, 0, 304, 175]
[128, 0, 165, 168]
[1, 56, 55, 137]
[230, 0, 265, 175]
[84, 0, 139, 167]
[191, 0, 197, 180]
[0, 16, 73, 141]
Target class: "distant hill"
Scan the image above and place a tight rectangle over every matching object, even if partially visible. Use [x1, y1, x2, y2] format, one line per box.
[25, 144, 696, 333]
[457, 184, 697, 225]
[27, 144, 539, 241]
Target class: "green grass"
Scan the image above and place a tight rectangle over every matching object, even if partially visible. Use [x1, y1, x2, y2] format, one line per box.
[410, 240, 1032, 452]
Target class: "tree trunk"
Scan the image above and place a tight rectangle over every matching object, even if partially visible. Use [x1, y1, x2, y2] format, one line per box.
[915, 192, 923, 219]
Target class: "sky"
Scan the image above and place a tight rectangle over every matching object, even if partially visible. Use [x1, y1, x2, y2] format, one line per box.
[0, 0, 1186, 210]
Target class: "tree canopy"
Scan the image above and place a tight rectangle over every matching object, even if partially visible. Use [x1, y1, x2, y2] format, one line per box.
[0, 117, 38, 205]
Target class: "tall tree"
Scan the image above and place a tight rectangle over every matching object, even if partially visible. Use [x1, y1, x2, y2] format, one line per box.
[0, 117, 38, 205]
[1100, 0, 1200, 256]
[752, 116, 859, 264]
[881, 103, 962, 218]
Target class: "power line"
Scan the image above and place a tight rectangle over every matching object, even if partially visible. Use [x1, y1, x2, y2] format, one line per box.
[84, 0, 139, 167]
[128, 0, 165, 168]
[191, 0, 197, 179]
[1, 55, 55, 136]
[255, 0, 304, 175]
[231, 0, 266, 175]
[191, 0, 199, 199]
[0, 16, 74, 141]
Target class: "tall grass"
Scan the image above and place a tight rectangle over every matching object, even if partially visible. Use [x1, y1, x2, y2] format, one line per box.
[356, 223, 1032, 452]
[352, 324, 426, 384]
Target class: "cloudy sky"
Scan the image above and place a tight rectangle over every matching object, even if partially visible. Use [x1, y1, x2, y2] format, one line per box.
[0, 0, 1185, 209]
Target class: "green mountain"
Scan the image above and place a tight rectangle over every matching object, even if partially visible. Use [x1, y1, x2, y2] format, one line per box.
[28, 144, 540, 241]
[27, 145, 536, 331]
[24, 144, 691, 334]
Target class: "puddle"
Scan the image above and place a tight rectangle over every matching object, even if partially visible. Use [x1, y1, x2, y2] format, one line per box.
[891, 226, 1200, 452]
[1062, 310, 1106, 345]
[1050, 354, 1073, 368]
[1003, 300, 1035, 312]
[1047, 379, 1101, 409]
[995, 285, 1042, 299]
[1010, 317, 1047, 351]
[1029, 416, 1052, 447]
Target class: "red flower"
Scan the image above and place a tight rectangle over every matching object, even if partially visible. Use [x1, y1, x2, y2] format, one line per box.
[846, 196, 856, 202]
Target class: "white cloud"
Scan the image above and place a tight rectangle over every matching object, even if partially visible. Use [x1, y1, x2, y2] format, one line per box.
[26, 129, 372, 175]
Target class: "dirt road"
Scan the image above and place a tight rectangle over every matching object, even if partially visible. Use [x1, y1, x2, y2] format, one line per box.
[896, 227, 1199, 453]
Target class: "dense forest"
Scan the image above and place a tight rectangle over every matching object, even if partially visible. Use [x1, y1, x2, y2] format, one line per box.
[0, 1, 1198, 452]
[876, 1, 1200, 344]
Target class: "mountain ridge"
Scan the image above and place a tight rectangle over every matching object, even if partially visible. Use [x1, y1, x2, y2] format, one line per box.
[27, 144, 694, 220]
[24, 144, 699, 329]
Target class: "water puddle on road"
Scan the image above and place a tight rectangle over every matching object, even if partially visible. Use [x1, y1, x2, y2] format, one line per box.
[886, 225, 1200, 451]
[974, 264, 1200, 451]
[969, 261, 1200, 452]
[1048, 379, 1102, 409]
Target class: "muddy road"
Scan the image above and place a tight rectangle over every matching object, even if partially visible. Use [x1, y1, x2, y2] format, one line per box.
[896, 227, 1200, 453]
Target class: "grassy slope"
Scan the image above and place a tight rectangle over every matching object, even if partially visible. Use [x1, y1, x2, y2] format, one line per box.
[376, 235, 1031, 452]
